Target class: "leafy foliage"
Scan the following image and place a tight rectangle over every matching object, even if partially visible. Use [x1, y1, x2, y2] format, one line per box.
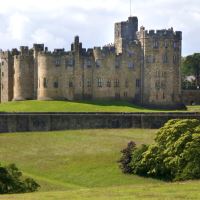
[118, 141, 136, 174]
[120, 119, 200, 181]
[182, 53, 200, 87]
[0, 163, 40, 194]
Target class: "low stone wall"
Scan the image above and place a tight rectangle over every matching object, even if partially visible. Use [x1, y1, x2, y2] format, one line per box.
[182, 90, 200, 105]
[0, 112, 200, 133]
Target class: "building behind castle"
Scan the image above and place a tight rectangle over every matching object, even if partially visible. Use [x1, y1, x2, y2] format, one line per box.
[0, 16, 183, 109]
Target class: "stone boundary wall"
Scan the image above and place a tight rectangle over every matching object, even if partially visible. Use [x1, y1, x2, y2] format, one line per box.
[182, 90, 200, 105]
[0, 112, 200, 133]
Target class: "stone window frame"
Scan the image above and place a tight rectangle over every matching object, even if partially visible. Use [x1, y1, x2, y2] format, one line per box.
[114, 79, 120, 88]
[155, 80, 160, 90]
[128, 62, 134, 69]
[43, 78, 47, 88]
[124, 92, 128, 97]
[69, 81, 73, 88]
[53, 81, 59, 88]
[55, 59, 61, 67]
[107, 80, 111, 88]
[65, 58, 74, 67]
[164, 39, 168, 48]
[125, 80, 129, 88]
[173, 55, 179, 64]
[97, 78, 103, 87]
[87, 80, 92, 88]
[96, 59, 101, 68]
[153, 39, 159, 48]
[162, 53, 168, 64]
[136, 79, 140, 88]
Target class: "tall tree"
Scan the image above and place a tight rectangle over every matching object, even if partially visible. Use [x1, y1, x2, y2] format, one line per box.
[182, 53, 200, 88]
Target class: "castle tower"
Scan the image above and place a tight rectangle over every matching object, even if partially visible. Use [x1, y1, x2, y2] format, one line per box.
[138, 27, 183, 108]
[13, 46, 34, 101]
[33, 44, 44, 99]
[71, 36, 84, 100]
[0, 50, 18, 102]
[114, 16, 138, 54]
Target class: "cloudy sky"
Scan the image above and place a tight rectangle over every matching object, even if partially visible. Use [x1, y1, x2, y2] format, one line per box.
[0, 0, 199, 56]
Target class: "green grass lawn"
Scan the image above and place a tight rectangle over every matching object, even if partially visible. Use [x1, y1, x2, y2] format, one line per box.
[0, 129, 199, 200]
[0, 100, 198, 112]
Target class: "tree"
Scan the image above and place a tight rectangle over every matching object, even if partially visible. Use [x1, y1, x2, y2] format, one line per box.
[119, 119, 200, 181]
[182, 53, 200, 88]
[0, 163, 40, 194]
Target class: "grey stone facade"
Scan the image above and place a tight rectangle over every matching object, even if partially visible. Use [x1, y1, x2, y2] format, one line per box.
[0, 16, 183, 108]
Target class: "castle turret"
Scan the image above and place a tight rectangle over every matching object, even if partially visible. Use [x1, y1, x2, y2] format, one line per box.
[115, 17, 138, 54]
[13, 47, 34, 101]
[0, 50, 16, 102]
[138, 27, 183, 109]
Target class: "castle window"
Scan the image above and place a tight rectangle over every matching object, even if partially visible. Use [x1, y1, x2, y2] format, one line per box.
[114, 79, 120, 87]
[43, 78, 47, 88]
[54, 81, 59, 88]
[1, 61, 4, 66]
[156, 70, 160, 77]
[153, 39, 159, 48]
[161, 72, 167, 78]
[115, 60, 120, 68]
[163, 92, 165, 99]
[96, 59, 101, 68]
[124, 92, 128, 97]
[173, 41, 179, 49]
[97, 78, 103, 87]
[66, 58, 74, 67]
[107, 80, 111, 87]
[69, 81, 73, 88]
[1, 83, 3, 90]
[136, 79, 140, 88]
[55, 59, 61, 66]
[84, 59, 92, 68]
[173, 55, 179, 64]
[163, 54, 168, 63]
[128, 62, 134, 68]
[155, 81, 160, 90]
[161, 81, 166, 89]
[87, 80, 91, 87]
[1, 72, 4, 77]
[164, 40, 168, 48]
[125, 80, 129, 88]
[156, 93, 158, 100]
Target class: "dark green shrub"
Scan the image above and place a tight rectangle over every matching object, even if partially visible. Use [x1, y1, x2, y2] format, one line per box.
[0, 163, 40, 194]
[118, 141, 136, 174]
[120, 119, 200, 181]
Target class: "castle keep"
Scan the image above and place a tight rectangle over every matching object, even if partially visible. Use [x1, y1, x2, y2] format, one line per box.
[0, 16, 182, 108]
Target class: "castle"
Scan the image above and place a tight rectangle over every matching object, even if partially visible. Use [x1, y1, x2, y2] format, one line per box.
[0, 16, 183, 109]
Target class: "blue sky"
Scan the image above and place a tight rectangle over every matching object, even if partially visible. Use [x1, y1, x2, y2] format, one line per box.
[0, 0, 199, 56]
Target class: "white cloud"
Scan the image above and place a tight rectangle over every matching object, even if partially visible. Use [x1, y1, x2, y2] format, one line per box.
[0, 0, 199, 55]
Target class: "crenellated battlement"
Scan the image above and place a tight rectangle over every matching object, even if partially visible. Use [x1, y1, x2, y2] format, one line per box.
[0, 16, 183, 108]
[142, 28, 182, 39]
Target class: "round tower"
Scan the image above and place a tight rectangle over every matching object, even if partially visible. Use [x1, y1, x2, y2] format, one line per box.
[37, 53, 63, 100]
[13, 49, 34, 101]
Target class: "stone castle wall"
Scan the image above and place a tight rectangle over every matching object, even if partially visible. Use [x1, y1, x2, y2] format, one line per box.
[0, 112, 200, 133]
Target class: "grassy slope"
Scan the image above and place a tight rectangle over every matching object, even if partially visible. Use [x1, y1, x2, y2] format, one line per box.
[0, 129, 199, 200]
[0, 100, 198, 112]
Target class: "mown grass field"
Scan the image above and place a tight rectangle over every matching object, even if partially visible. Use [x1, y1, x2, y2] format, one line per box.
[0, 100, 198, 112]
[0, 129, 199, 200]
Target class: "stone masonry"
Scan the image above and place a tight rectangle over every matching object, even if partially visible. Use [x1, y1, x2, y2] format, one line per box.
[0, 16, 183, 109]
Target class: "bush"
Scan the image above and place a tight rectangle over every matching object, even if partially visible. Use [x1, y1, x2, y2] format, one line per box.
[0, 163, 40, 194]
[119, 119, 200, 181]
[118, 141, 136, 174]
